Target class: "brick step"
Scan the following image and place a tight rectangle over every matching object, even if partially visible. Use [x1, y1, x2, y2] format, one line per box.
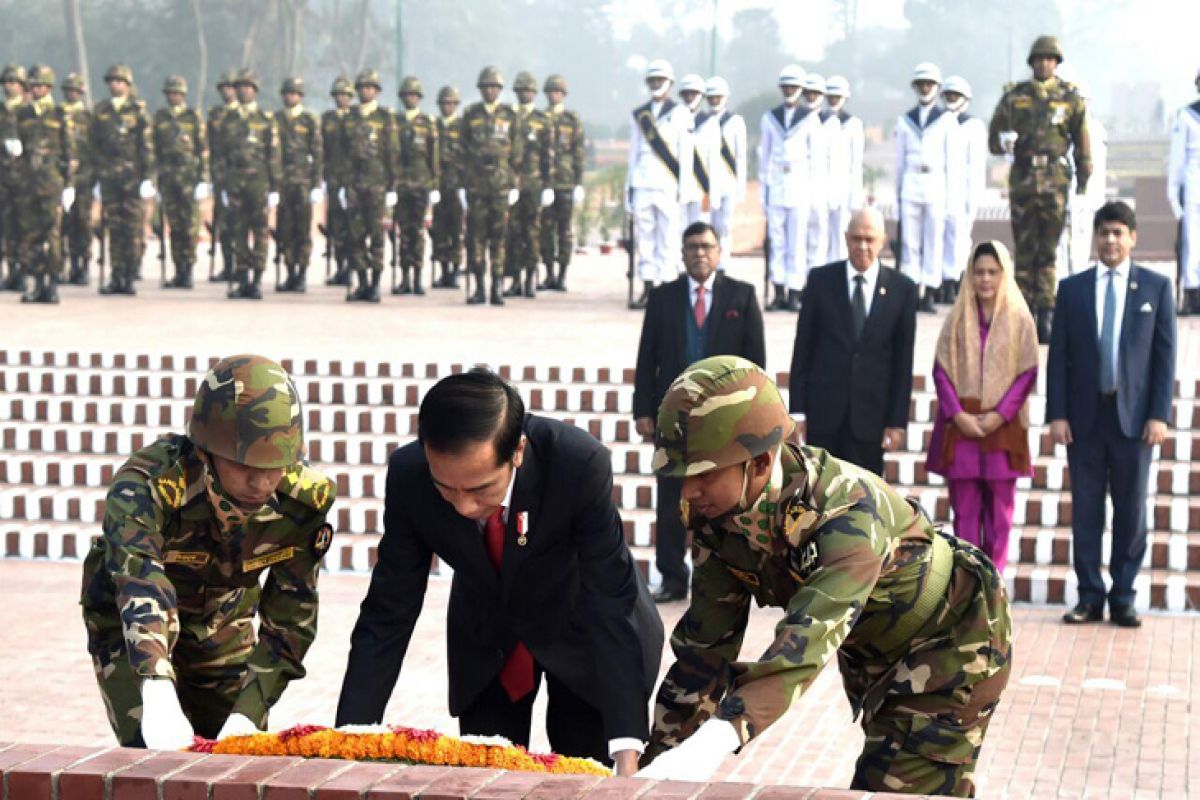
[1006, 563, 1200, 613]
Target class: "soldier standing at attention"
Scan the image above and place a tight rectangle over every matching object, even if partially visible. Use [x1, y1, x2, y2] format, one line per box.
[207, 71, 238, 283]
[92, 63, 155, 296]
[800, 73, 829, 271]
[81, 354, 336, 750]
[14, 65, 74, 304]
[635, 357, 1012, 797]
[505, 71, 551, 299]
[321, 77, 354, 288]
[392, 75, 439, 296]
[696, 78, 746, 270]
[941, 76, 987, 305]
[676, 73, 707, 229]
[0, 65, 28, 291]
[989, 35, 1090, 342]
[1169, 67, 1200, 316]
[154, 75, 209, 289]
[431, 85, 464, 289]
[538, 74, 584, 292]
[219, 69, 280, 300]
[341, 68, 398, 303]
[275, 76, 322, 293]
[460, 66, 522, 306]
[60, 71, 95, 286]
[823, 75, 864, 263]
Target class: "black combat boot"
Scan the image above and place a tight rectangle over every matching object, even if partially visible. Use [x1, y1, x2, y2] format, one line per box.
[326, 260, 350, 286]
[919, 287, 937, 314]
[943, 279, 958, 305]
[1185, 288, 1200, 317]
[466, 270, 486, 305]
[68, 254, 88, 285]
[1037, 307, 1054, 344]
[767, 283, 787, 311]
[292, 262, 307, 293]
[393, 266, 412, 295]
[490, 275, 506, 306]
[447, 263, 461, 288]
[412, 266, 425, 296]
[538, 263, 557, 291]
[503, 274, 522, 297]
[629, 280, 653, 310]
[227, 271, 250, 299]
[40, 274, 60, 304]
[362, 269, 382, 303]
[523, 268, 536, 298]
[176, 262, 194, 289]
[20, 273, 44, 303]
[3, 265, 25, 292]
[99, 271, 123, 295]
[553, 263, 568, 291]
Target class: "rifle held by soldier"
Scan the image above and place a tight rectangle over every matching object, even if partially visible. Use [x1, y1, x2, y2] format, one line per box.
[624, 210, 636, 309]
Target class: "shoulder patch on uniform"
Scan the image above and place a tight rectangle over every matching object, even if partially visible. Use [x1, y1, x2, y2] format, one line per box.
[313, 523, 334, 559]
[277, 463, 336, 512]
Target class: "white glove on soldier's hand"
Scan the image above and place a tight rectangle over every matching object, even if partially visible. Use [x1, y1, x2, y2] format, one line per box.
[4, 139, 22, 158]
[635, 718, 739, 782]
[138, 179, 156, 199]
[507, 188, 519, 206]
[194, 182, 210, 201]
[457, 187, 468, 210]
[93, 183, 102, 201]
[539, 187, 555, 208]
[221, 190, 230, 207]
[61, 187, 76, 211]
[217, 712, 260, 740]
[309, 186, 324, 204]
[338, 187, 348, 209]
[572, 185, 584, 204]
[267, 191, 280, 209]
[140, 679, 194, 750]
[385, 191, 398, 208]
[428, 189, 441, 206]
[999, 130, 1018, 155]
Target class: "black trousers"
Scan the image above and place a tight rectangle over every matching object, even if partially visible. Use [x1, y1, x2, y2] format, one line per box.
[807, 423, 884, 476]
[655, 475, 690, 592]
[458, 663, 609, 764]
[1066, 395, 1153, 612]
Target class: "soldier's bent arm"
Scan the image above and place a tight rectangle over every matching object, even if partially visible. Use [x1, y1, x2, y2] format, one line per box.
[196, 112, 210, 184]
[987, 94, 1011, 156]
[572, 116, 586, 187]
[1069, 101, 1092, 192]
[310, 115, 323, 188]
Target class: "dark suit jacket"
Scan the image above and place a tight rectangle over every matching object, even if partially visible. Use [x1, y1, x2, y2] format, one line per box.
[1046, 263, 1176, 439]
[335, 415, 664, 742]
[789, 262, 918, 440]
[633, 273, 767, 419]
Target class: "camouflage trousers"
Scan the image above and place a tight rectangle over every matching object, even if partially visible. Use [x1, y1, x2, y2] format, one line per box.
[1009, 186, 1067, 312]
[225, 180, 270, 276]
[0, 178, 20, 275]
[213, 182, 236, 274]
[394, 187, 428, 269]
[160, 174, 199, 270]
[846, 535, 1012, 797]
[277, 183, 313, 269]
[17, 171, 65, 279]
[65, 177, 95, 266]
[467, 190, 510, 278]
[540, 189, 575, 269]
[346, 185, 388, 276]
[431, 189, 463, 266]
[505, 189, 541, 278]
[100, 177, 146, 280]
[325, 184, 351, 265]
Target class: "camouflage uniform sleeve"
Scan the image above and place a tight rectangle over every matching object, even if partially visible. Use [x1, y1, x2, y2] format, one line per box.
[539, 118, 552, 187]
[385, 113, 400, 191]
[207, 112, 224, 187]
[59, 108, 74, 182]
[1069, 94, 1092, 192]
[428, 121, 439, 187]
[646, 538, 752, 760]
[509, 113, 525, 182]
[195, 111, 209, 184]
[572, 114, 586, 188]
[310, 112, 323, 188]
[987, 91, 1011, 156]
[140, 103, 156, 181]
[267, 114, 282, 193]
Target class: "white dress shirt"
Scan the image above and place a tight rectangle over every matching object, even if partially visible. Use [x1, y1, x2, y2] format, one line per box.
[846, 260, 880, 317]
[687, 271, 716, 318]
[1095, 258, 1130, 376]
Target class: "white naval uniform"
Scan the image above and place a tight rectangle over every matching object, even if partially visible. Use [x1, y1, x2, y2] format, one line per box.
[943, 110, 988, 281]
[759, 103, 822, 291]
[680, 105, 708, 227]
[625, 98, 694, 283]
[894, 103, 953, 290]
[697, 109, 746, 263]
[824, 108, 864, 262]
[1058, 113, 1107, 279]
[1168, 101, 1200, 290]
[805, 107, 830, 269]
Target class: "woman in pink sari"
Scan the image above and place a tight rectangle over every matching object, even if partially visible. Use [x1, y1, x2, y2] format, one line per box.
[927, 240, 1038, 572]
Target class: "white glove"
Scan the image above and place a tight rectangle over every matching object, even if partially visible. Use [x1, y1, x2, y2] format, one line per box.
[507, 188, 519, 206]
[1170, 201, 1184, 221]
[93, 183, 102, 201]
[309, 186, 325, 204]
[267, 191, 280, 209]
[138, 179, 156, 199]
[221, 190, 230, 207]
[193, 182, 210, 201]
[338, 187, 348, 209]
[140, 679, 195, 750]
[61, 186, 76, 211]
[572, 185, 585, 204]
[539, 187, 555, 208]
[428, 189, 441, 206]
[457, 187, 468, 210]
[385, 191, 398, 208]
[635, 718, 739, 782]
[217, 712, 260, 741]
[999, 130, 1018, 155]
[4, 138, 22, 158]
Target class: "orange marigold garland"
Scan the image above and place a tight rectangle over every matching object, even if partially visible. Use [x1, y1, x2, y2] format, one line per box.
[189, 724, 611, 776]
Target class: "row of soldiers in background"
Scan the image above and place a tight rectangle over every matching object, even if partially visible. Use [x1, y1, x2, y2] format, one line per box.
[1167, 66, 1200, 316]
[0, 61, 587, 305]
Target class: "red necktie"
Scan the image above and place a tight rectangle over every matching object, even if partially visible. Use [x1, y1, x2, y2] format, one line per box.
[485, 507, 536, 702]
[694, 285, 707, 328]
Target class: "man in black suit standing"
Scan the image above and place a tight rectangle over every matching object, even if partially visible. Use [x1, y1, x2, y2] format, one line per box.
[789, 208, 919, 474]
[633, 221, 766, 603]
[1048, 201, 1176, 628]
[336, 370, 664, 774]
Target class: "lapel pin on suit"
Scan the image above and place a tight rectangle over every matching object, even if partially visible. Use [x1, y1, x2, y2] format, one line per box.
[879, 286, 887, 296]
[725, 309, 739, 319]
[1139, 302, 1152, 313]
[517, 511, 529, 546]
[1130, 281, 1138, 292]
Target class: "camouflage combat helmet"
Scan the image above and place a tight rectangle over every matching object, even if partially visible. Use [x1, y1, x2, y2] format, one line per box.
[355, 68, 382, 90]
[513, 71, 537, 92]
[1, 64, 26, 86]
[105, 63, 133, 84]
[26, 64, 55, 87]
[476, 66, 504, 88]
[437, 85, 460, 104]
[330, 76, 353, 96]
[543, 74, 567, 93]
[281, 76, 305, 95]
[217, 70, 238, 88]
[399, 75, 423, 97]
[189, 354, 305, 469]
[653, 356, 795, 478]
[162, 74, 188, 94]
[234, 68, 259, 90]
[1027, 35, 1064, 65]
[61, 71, 85, 93]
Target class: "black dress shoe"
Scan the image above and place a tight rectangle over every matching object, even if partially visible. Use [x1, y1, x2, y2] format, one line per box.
[1062, 602, 1104, 624]
[651, 585, 687, 603]
[918, 289, 937, 314]
[1110, 607, 1142, 628]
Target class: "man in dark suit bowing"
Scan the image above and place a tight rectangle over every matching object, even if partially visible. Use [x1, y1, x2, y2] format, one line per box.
[633, 221, 766, 603]
[336, 369, 664, 773]
[1048, 201, 1176, 628]
[789, 207, 919, 475]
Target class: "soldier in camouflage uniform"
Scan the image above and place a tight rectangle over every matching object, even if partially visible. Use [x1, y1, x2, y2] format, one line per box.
[92, 64, 155, 296]
[321, 77, 354, 287]
[80, 354, 336, 749]
[154, 75, 208, 289]
[0, 64, 27, 292]
[431, 85, 464, 289]
[989, 35, 1090, 343]
[275, 77, 322, 293]
[461, 66, 523, 306]
[342, 68, 398, 303]
[60, 72, 95, 286]
[638, 356, 1012, 797]
[392, 76, 439, 296]
[217, 69, 280, 300]
[504, 71, 551, 299]
[539, 74, 585, 292]
[14, 65, 74, 304]
[207, 71, 239, 283]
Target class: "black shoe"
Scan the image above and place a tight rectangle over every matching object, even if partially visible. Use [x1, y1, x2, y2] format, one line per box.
[466, 273, 486, 305]
[445, 265, 461, 289]
[522, 270, 536, 298]
[393, 268, 412, 295]
[227, 273, 251, 299]
[165, 265, 193, 289]
[503, 276, 522, 297]
[3, 268, 25, 292]
[538, 265, 556, 291]
[326, 266, 350, 286]
[40, 275, 60, 303]
[412, 267, 425, 295]
[552, 264, 568, 291]
[210, 267, 232, 283]
[943, 279, 959, 305]
[490, 276, 506, 306]
[1110, 606, 1142, 628]
[291, 267, 307, 293]
[919, 289, 937, 314]
[1062, 602, 1104, 624]
[362, 270, 382, 303]
[1184, 288, 1200, 317]
[19, 274, 44, 303]
[1037, 308, 1054, 344]
[767, 283, 788, 311]
[629, 280, 653, 310]
[651, 585, 688, 604]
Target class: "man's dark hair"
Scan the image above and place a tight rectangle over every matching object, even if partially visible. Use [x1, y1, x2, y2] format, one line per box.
[682, 221, 719, 243]
[417, 368, 525, 463]
[1093, 201, 1136, 233]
